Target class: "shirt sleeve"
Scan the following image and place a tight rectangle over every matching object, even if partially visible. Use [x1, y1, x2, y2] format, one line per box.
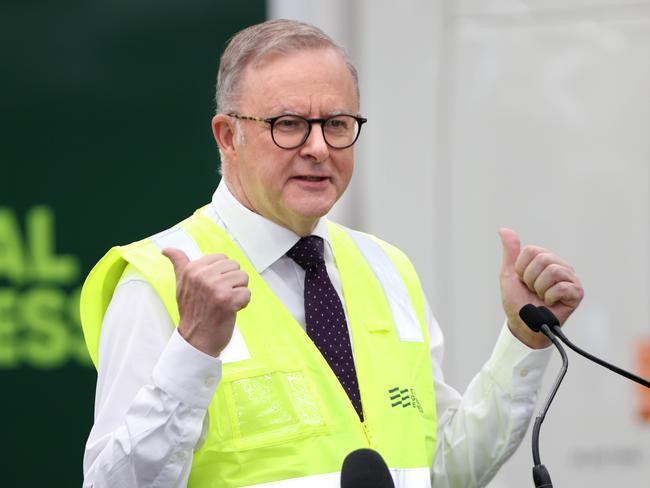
[83, 269, 222, 488]
[427, 299, 553, 487]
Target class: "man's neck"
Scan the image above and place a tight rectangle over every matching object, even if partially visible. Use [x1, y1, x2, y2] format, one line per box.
[222, 178, 319, 236]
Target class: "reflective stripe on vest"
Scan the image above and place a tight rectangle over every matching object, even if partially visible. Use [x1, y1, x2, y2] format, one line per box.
[241, 467, 431, 487]
[152, 227, 203, 261]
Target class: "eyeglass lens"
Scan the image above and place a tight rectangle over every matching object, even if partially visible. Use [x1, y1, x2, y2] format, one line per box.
[271, 115, 360, 149]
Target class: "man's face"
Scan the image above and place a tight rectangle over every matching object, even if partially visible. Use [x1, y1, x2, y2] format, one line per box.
[219, 48, 358, 235]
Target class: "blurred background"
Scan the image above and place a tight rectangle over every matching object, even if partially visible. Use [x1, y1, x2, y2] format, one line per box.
[1, 0, 648, 486]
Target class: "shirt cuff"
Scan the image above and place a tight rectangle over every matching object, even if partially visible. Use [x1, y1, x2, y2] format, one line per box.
[152, 328, 222, 409]
[484, 322, 554, 397]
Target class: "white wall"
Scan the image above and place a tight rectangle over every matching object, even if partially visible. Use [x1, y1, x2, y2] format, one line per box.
[269, 1, 650, 486]
[445, 3, 650, 487]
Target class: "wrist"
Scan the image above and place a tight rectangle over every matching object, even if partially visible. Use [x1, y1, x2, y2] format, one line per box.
[507, 319, 552, 350]
[178, 321, 225, 358]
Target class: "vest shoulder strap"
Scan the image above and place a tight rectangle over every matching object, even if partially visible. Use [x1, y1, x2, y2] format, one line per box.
[80, 216, 206, 366]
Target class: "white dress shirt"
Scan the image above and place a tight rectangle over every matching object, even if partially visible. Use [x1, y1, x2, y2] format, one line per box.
[83, 181, 552, 488]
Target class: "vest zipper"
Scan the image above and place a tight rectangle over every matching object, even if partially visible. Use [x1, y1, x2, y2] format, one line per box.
[362, 421, 378, 449]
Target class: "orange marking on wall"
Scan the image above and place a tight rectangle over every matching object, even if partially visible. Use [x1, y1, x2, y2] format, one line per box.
[636, 337, 650, 422]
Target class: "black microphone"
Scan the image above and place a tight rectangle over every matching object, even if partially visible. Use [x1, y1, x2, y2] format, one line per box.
[519, 304, 569, 488]
[340, 448, 395, 488]
[536, 305, 650, 389]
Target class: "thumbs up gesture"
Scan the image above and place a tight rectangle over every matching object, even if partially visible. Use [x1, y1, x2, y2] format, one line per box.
[162, 248, 251, 357]
[498, 228, 584, 349]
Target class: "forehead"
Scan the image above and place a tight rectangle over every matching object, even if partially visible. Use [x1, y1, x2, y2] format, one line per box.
[238, 48, 358, 114]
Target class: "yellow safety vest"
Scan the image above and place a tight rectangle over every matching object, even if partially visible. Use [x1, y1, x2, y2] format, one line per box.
[81, 207, 437, 487]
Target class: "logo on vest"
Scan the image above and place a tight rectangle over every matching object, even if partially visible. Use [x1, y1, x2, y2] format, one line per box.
[388, 386, 423, 413]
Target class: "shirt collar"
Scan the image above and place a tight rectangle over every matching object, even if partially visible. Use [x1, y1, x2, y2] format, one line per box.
[210, 180, 331, 273]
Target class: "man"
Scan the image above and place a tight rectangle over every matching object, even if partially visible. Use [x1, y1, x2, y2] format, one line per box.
[81, 19, 583, 487]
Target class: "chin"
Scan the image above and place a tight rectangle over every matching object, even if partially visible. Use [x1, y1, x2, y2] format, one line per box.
[287, 193, 338, 218]
[285, 206, 331, 228]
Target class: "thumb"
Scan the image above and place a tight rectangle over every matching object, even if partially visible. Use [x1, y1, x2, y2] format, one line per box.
[162, 247, 190, 277]
[498, 227, 521, 275]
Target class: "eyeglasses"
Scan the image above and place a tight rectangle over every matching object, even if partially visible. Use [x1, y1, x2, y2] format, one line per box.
[227, 113, 367, 149]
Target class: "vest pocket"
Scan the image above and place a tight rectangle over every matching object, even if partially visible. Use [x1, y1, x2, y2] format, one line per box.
[221, 367, 329, 450]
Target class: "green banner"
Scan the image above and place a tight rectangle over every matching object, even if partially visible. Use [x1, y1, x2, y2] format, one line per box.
[1, 1, 265, 484]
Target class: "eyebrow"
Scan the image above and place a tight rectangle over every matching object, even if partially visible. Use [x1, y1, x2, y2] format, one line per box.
[268, 109, 356, 118]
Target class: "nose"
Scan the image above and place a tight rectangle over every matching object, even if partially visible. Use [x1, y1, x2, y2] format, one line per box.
[299, 122, 330, 163]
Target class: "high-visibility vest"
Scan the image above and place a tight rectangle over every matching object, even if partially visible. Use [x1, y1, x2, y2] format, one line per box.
[81, 207, 437, 487]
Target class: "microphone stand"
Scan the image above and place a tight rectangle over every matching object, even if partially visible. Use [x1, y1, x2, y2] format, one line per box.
[520, 304, 650, 488]
[530, 324, 568, 488]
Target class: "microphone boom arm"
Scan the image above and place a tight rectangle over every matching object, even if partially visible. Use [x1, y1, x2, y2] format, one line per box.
[549, 325, 650, 389]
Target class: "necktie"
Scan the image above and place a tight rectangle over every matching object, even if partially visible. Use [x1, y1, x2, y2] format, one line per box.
[287, 235, 364, 420]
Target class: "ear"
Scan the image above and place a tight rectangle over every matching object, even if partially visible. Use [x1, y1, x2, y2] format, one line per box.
[212, 114, 237, 162]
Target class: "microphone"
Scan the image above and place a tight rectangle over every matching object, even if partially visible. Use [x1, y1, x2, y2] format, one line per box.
[519, 304, 569, 488]
[340, 448, 395, 488]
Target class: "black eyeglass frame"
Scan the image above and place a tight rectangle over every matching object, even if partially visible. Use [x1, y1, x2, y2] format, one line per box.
[227, 112, 368, 149]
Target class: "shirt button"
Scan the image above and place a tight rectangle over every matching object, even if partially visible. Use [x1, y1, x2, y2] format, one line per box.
[520, 368, 529, 378]
[204, 376, 216, 387]
[173, 451, 188, 463]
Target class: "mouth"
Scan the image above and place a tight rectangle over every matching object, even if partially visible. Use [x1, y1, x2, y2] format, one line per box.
[292, 175, 330, 182]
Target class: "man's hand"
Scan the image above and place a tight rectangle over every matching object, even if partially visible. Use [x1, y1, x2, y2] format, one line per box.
[163, 248, 251, 357]
[499, 228, 584, 349]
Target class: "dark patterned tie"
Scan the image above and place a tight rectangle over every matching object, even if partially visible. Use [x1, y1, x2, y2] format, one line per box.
[287, 235, 364, 420]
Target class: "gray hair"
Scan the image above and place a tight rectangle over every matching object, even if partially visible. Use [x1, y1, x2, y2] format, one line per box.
[215, 19, 359, 114]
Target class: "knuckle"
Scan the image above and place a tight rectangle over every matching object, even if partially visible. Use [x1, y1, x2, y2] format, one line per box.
[556, 282, 570, 294]
[571, 282, 584, 298]
[522, 245, 542, 259]
[555, 282, 578, 300]
[535, 252, 554, 268]
[239, 271, 250, 285]
[520, 245, 535, 257]
[548, 263, 565, 279]
[212, 287, 231, 303]
[239, 289, 252, 308]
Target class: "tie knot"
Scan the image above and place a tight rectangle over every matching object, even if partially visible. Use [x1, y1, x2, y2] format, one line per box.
[287, 235, 325, 270]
